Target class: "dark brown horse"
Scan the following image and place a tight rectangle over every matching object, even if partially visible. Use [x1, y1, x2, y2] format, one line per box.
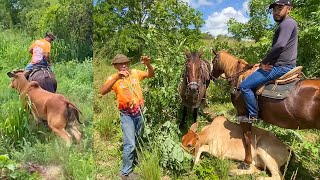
[211, 50, 320, 167]
[179, 49, 211, 129]
[27, 65, 57, 93]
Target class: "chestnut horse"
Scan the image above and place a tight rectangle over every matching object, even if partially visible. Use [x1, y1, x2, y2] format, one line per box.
[179, 49, 211, 129]
[211, 50, 320, 167]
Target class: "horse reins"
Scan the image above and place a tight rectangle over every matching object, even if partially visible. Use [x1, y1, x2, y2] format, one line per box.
[225, 65, 254, 84]
[213, 52, 253, 85]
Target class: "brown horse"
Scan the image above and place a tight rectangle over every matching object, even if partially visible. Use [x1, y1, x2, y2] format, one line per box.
[211, 50, 320, 167]
[179, 49, 211, 129]
[27, 65, 57, 93]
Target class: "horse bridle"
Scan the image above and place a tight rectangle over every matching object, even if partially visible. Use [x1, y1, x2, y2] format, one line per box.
[184, 61, 204, 100]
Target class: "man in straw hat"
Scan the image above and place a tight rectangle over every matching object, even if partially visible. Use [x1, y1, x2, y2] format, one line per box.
[100, 54, 154, 179]
[239, 0, 298, 124]
[24, 32, 56, 76]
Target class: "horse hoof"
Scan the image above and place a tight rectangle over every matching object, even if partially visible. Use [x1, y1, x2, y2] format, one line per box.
[238, 162, 250, 170]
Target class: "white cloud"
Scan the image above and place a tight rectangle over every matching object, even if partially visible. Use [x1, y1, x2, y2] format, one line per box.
[191, 0, 214, 8]
[242, 0, 249, 14]
[204, 7, 248, 37]
[182, 0, 221, 8]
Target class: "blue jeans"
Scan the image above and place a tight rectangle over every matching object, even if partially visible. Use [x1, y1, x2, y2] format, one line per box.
[239, 65, 294, 117]
[25, 58, 48, 71]
[120, 112, 143, 176]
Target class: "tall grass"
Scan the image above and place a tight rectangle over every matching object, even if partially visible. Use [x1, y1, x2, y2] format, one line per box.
[1, 28, 94, 179]
[0, 96, 32, 147]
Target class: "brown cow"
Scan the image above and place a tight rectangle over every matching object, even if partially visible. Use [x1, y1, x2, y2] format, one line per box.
[7, 70, 82, 145]
[181, 116, 291, 180]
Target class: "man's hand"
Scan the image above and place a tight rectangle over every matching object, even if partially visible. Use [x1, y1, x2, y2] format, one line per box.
[141, 55, 151, 65]
[116, 70, 130, 79]
[260, 63, 273, 71]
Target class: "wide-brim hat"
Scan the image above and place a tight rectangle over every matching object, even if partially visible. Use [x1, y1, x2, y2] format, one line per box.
[111, 54, 130, 65]
[46, 32, 56, 41]
[269, 0, 292, 9]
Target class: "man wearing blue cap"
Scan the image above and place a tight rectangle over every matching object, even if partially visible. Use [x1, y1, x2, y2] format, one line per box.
[239, 0, 298, 123]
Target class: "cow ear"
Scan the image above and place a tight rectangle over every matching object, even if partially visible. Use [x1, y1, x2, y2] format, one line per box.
[190, 122, 198, 132]
[7, 72, 14, 78]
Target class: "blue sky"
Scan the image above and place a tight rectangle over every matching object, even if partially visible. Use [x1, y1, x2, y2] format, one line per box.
[181, 0, 250, 36]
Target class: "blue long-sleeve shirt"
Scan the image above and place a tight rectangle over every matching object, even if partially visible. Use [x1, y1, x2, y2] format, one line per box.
[261, 16, 298, 66]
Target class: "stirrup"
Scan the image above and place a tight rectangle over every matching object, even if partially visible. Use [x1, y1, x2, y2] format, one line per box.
[237, 116, 259, 124]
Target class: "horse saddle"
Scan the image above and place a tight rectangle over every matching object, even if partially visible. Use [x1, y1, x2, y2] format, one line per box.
[256, 66, 303, 99]
[29, 65, 53, 81]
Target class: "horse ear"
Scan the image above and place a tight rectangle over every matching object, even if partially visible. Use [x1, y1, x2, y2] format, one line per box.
[190, 122, 198, 132]
[212, 49, 217, 56]
[7, 72, 14, 78]
[199, 48, 204, 57]
[184, 48, 191, 57]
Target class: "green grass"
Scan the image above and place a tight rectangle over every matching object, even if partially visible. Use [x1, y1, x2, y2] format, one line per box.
[0, 28, 94, 179]
[94, 56, 320, 180]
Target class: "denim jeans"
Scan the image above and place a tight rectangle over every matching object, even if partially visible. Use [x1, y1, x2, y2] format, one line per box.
[239, 65, 294, 117]
[120, 112, 143, 176]
[25, 58, 48, 71]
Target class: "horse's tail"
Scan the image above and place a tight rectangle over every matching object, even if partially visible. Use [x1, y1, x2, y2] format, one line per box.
[65, 101, 83, 125]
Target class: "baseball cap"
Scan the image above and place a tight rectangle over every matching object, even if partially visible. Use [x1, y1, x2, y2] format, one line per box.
[269, 0, 292, 9]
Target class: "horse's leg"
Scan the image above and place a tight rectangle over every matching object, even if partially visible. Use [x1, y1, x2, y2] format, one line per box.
[193, 108, 198, 123]
[179, 106, 188, 129]
[239, 122, 253, 169]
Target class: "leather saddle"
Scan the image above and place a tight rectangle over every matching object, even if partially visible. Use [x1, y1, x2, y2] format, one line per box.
[256, 66, 303, 99]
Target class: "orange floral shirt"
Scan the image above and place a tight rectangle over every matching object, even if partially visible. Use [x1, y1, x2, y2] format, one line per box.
[105, 69, 146, 115]
[29, 38, 51, 64]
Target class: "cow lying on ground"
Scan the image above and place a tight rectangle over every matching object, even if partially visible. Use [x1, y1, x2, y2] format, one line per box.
[181, 116, 291, 180]
[7, 70, 82, 145]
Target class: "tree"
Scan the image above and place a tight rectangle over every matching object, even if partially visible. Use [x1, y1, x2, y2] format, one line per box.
[227, 0, 273, 42]
[93, 0, 204, 59]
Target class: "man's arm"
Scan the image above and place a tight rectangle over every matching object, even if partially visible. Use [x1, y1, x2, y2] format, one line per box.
[100, 71, 129, 95]
[261, 20, 295, 65]
[100, 76, 118, 95]
[140, 56, 155, 79]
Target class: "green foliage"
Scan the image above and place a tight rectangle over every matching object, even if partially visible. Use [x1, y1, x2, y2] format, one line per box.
[94, 0, 204, 59]
[0, 0, 93, 62]
[0, 98, 32, 147]
[1, 18, 93, 179]
[195, 159, 219, 180]
[228, 0, 273, 41]
[0, 154, 39, 179]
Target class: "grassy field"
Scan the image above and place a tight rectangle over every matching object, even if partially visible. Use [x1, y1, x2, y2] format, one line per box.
[94, 55, 320, 179]
[0, 29, 94, 179]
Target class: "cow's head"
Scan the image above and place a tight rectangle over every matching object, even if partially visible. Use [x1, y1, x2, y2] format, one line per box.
[181, 122, 198, 155]
[7, 70, 33, 92]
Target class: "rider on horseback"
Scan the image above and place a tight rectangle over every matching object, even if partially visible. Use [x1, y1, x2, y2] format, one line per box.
[239, 0, 298, 123]
[24, 32, 55, 77]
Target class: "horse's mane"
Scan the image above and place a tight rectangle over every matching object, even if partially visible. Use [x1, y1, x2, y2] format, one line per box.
[218, 50, 249, 74]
